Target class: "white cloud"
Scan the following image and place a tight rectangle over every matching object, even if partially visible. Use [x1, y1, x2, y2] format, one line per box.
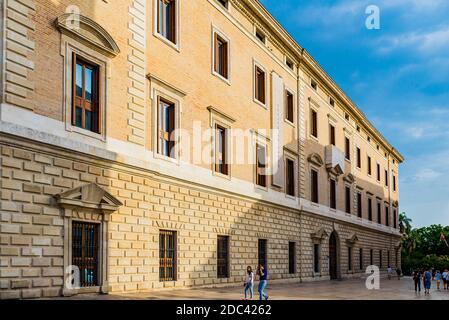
[412, 168, 442, 181]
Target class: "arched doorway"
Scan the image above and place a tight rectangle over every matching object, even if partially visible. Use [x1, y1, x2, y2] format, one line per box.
[329, 231, 339, 280]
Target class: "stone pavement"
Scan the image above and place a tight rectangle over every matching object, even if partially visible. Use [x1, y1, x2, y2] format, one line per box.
[55, 277, 449, 300]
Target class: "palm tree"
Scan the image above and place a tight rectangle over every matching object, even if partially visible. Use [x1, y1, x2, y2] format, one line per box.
[399, 212, 412, 235]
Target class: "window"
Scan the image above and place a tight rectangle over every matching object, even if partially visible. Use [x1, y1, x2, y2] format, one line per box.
[256, 143, 267, 187]
[345, 137, 350, 160]
[356, 148, 361, 168]
[313, 244, 320, 273]
[379, 250, 383, 268]
[393, 209, 397, 229]
[377, 202, 382, 224]
[215, 125, 228, 175]
[359, 248, 363, 270]
[311, 79, 317, 90]
[367, 136, 371, 142]
[385, 170, 389, 187]
[217, 236, 229, 278]
[254, 65, 266, 104]
[329, 124, 336, 146]
[385, 206, 390, 227]
[357, 193, 362, 218]
[356, 125, 360, 132]
[255, 28, 266, 44]
[376, 164, 381, 181]
[393, 175, 396, 191]
[311, 169, 319, 204]
[286, 58, 294, 70]
[367, 156, 372, 175]
[159, 230, 176, 281]
[285, 90, 294, 123]
[368, 198, 372, 221]
[288, 242, 296, 274]
[310, 109, 318, 138]
[286, 158, 295, 197]
[345, 113, 350, 121]
[158, 98, 176, 158]
[217, 0, 228, 8]
[73, 56, 100, 133]
[258, 239, 267, 268]
[345, 186, 351, 214]
[348, 247, 352, 271]
[329, 97, 335, 107]
[157, 0, 177, 44]
[72, 222, 99, 287]
[213, 33, 228, 79]
[330, 179, 336, 209]
[370, 249, 373, 266]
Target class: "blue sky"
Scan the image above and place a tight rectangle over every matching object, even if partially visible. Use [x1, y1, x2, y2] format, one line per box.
[259, 0, 449, 227]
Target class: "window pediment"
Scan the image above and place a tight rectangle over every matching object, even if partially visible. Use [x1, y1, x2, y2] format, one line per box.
[54, 183, 122, 213]
[311, 227, 328, 241]
[308, 153, 324, 167]
[346, 233, 359, 245]
[56, 14, 120, 57]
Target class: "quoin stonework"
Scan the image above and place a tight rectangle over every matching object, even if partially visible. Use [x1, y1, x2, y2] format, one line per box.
[0, 0, 404, 299]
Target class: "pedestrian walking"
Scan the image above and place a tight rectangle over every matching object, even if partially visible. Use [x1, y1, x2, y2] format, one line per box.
[387, 265, 393, 280]
[445, 269, 449, 290]
[396, 267, 401, 280]
[257, 263, 269, 301]
[243, 266, 254, 300]
[435, 270, 441, 290]
[413, 270, 421, 292]
[423, 268, 432, 294]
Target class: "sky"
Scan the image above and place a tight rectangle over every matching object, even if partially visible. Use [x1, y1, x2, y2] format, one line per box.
[259, 0, 449, 227]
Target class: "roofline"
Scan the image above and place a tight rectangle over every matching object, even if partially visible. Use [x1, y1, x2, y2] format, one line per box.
[243, 0, 404, 163]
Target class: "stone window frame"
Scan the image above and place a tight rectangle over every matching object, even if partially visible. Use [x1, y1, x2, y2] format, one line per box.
[208, 106, 236, 180]
[252, 59, 268, 108]
[308, 98, 320, 141]
[150, 79, 184, 165]
[211, 24, 231, 85]
[153, 0, 180, 51]
[284, 150, 298, 200]
[60, 33, 110, 143]
[311, 228, 328, 278]
[252, 130, 270, 191]
[284, 86, 296, 127]
[54, 183, 122, 297]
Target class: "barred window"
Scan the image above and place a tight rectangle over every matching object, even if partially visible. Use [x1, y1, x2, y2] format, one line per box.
[72, 222, 99, 287]
[217, 236, 229, 278]
[159, 230, 176, 281]
[288, 242, 296, 274]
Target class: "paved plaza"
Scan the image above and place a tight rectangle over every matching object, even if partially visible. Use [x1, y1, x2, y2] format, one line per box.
[57, 277, 448, 300]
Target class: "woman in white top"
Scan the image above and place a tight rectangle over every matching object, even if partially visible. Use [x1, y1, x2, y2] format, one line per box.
[244, 266, 254, 300]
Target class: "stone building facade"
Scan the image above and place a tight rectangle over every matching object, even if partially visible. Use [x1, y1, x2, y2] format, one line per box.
[0, 0, 403, 299]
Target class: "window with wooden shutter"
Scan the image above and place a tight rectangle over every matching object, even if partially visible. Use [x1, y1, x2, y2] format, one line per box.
[215, 125, 228, 175]
[157, 0, 176, 44]
[217, 236, 229, 278]
[310, 110, 318, 138]
[286, 91, 294, 123]
[256, 143, 266, 187]
[286, 158, 295, 197]
[72, 55, 100, 133]
[159, 230, 176, 281]
[330, 179, 336, 209]
[311, 169, 318, 203]
[158, 98, 176, 158]
[214, 34, 228, 79]
[345, 186, 351, 214]
[255, 66, 266, 104]
[329, 124, 336, 146]
[345, 137, 350, 160]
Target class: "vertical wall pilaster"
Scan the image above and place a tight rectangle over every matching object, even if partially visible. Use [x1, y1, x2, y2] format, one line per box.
[127, 0, 146, 146]
[2, 0, 36, 111]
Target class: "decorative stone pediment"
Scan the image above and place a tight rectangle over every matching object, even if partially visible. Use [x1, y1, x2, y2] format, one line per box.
[328, 165, 344, 177]
[346, 233, 359, 245]
[311, 227, 328, 241]
[393, 200, 399, 207]
[56, 14, 120, 57]
[343, 173, 355, 184]
[394, 241, 402, 249]
[308, 153, 324, 167]
[54, 183, 122, 213]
